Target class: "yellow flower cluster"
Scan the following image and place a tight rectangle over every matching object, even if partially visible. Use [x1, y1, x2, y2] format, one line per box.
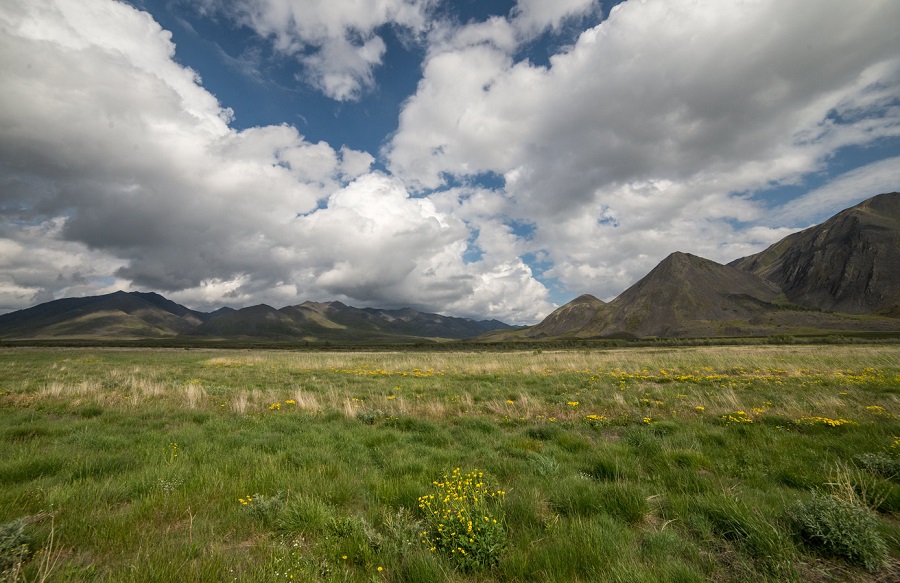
[795, 416, 855, 427]
[238, 495, 253, 506]
[418, 468, 507, 571]
[166, 442, 179, 464]
[330, 367, 443, 377]
[721, 411, 753, 426]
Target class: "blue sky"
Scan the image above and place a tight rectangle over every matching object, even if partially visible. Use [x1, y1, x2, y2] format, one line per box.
[1, 0, 898, 323]
[131, 0, 612, 156]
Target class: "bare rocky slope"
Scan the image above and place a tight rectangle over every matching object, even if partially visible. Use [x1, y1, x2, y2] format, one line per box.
[729, 191, 900, 317]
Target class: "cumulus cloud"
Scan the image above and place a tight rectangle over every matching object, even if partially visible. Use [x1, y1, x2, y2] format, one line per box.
[199, 0, 436, 101]
[0, 218, 130, 312]
[0, 0, 553, 322]
[511, 0, 598, 36]
[0, 0, 363, 292]
[287, 174, 553, 323]
[0, 4, 334, 297]
[387, 0, 900, 299]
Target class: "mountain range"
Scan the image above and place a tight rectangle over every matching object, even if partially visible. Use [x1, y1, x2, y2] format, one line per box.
[1, 192, 897, 343]
[488, 191, 900, 340]
[0, 293, 516, 343]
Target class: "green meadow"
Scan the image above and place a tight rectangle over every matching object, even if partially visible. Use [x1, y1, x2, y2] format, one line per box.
[1, 345, 899, 581]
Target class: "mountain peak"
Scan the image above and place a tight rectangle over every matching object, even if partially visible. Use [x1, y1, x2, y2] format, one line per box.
[570, 293, 605, 305]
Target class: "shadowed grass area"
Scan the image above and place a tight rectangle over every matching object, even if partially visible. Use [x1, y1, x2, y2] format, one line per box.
[0, 345, 898, 581]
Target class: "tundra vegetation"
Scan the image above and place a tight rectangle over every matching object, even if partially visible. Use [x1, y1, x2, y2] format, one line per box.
[1, 345, 898, 581]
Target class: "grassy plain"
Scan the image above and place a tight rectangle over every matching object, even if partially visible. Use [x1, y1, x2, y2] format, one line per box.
[1, 345, 899, 581]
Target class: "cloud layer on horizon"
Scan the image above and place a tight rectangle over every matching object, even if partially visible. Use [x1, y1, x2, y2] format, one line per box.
[0, 0, 898, 323]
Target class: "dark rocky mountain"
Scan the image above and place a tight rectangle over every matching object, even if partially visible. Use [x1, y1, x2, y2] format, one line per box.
[596, 252, 783, 338]
[523, 253, 785, 339]
[729, 192, 900, 317]
[503, 192, 900, 340]
[0, 292, 517, 342]
[524, 294, 610, 338]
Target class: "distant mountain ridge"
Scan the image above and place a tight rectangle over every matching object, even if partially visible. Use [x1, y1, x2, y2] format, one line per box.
[490, 192, 900, 340]
[0, 293, 518, 343]
[0, 291, 206, 340]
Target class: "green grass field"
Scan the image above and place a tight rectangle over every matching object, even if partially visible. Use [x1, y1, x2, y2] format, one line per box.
[1, 345, 898, 581]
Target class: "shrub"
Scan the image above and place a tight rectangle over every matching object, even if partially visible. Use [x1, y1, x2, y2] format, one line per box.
[418, 468, 507, 571]
[790, 494, 887, 572]
[0, 518, 29, 572]
[239, 492, 285, 526]
[356, 410, 385, 425]
[327, 515, 381, 566]
[854, 452, 900, 482]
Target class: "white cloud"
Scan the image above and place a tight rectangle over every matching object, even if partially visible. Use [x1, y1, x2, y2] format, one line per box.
[201, 0, 436, 101]
[511, 0, 598, 35]
[774, 157, 900, 227]
[387, 0, 900, 300]
[0, 218, 129, 311]
[0, 0, 553, 323]
[0, 0, 356, 306]
[286, 174, 553, 324]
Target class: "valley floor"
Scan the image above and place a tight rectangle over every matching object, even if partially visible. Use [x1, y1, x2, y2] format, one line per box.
[1, 345, 899, 581]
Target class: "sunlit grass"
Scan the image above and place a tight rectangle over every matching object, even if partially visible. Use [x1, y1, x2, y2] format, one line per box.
[0, 345, 898, 581]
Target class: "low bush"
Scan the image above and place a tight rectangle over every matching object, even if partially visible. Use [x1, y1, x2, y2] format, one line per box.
[239, 492, 285, 527]
[854, 452, 900, 482]
[0, 517, 29, 573]
[790, 493, 887, 572]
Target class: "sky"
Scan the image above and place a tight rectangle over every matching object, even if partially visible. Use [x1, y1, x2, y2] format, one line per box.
[1, 0, 899, 325]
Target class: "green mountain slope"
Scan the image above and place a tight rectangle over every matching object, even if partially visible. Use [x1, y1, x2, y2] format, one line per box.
[193, 301, 518, 342]
[0, 291, 199, 339]
[0, 292, 518, 343]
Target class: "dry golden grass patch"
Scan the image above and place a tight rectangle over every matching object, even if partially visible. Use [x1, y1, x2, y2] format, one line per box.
[290, 389, 321, 414]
